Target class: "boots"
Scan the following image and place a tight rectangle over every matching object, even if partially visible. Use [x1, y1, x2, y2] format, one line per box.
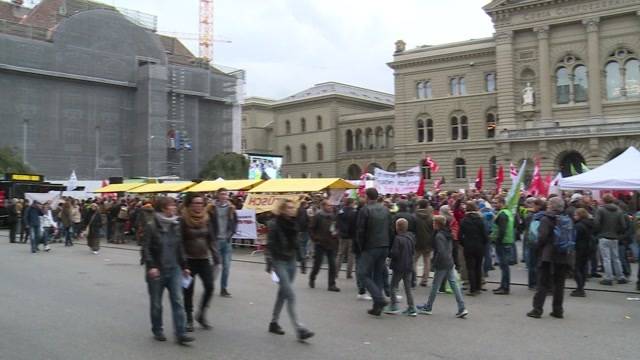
[186, 312, 194, 332]
[196, 308, 212, 330]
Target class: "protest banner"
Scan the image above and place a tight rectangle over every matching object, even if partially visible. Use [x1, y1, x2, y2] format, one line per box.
[244, 193, 301, 213]
[374, 166, 421, 194]
[232, 209, 258, 240]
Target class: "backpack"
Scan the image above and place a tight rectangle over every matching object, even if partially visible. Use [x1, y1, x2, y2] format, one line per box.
[527, 212, 545, 248]
[117, 206, 129, 220]
[553, 215, 576, 254]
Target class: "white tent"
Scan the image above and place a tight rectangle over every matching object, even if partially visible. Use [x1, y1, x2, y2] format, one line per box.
[558, 146, 640, 190]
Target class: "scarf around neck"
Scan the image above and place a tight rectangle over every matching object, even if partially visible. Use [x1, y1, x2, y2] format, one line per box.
[182, 207, 210, 228]
[155, 212, 179, 232]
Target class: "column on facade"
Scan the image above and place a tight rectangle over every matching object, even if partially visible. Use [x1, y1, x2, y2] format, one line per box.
[495, 30, 517, 130]
[534, 25, 552, 121]
[583, 17, 602, 118]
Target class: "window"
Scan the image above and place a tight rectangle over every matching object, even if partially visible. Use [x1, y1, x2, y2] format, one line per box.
[556, 67, 570, 104]
[425, 81, 432, 98]
[554, 57, 588, 105]
[605, 48, 639, 100]
[317, 116, 323, 130]
[385, 126, 394, 148]
[455, 158, 466, 179]
[355, 129, 363, 150]
[300, 144, 307, 162]
[300, 118, 306, 132]
[365, 128, 373, 149]
[417, 119, 425, 142]
[489, 156, 497, 179]
[426, 119, 433, 142]
[316, 143, 323, 161]
[285, 146, 292, 163]
[417, 116, 433, 143]
[451, 116, 459, 140]
[461, 116, 468, 140]
[285, 120, 291, 134]
[345, 130, 353, 151]
[450, 76, 465, 96]
[486, 112, 497, 138]
[485, 73, 496, 92]
[450, 114, 468, 140]
[574, 65, 588, 102]
[375, 127, 383, 148]
[417, 81, 432, 99]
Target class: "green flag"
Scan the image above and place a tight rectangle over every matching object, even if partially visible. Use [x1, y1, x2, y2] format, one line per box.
[580, 163, 590, 172]
[506, 161, 526, 214]
[570, 163, 578, 176]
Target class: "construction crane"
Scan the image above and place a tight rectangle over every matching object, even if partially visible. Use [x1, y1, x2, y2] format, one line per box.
[199, 0, 213, 61]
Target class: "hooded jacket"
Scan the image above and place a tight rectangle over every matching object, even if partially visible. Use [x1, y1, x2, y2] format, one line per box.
[390, 232, 415, 273]
[459, 212, 488, 253]
[574, 217, 595, 256]
[594, 203, 626, 240]
[432, 229, 454, 271]
[414, 208, 434, 252]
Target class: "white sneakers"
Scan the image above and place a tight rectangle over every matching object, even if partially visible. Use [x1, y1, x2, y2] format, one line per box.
[92, 251, 99, 255]
[44, 245, 51, 252]
[357, 294, 372, 301]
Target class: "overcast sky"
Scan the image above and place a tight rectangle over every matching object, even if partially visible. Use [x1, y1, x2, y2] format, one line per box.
[110, 0, 495, 99]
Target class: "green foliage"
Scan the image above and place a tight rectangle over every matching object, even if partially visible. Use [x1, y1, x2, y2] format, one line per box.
[0, 147, 30, 174]
[199, 152, 249, 180]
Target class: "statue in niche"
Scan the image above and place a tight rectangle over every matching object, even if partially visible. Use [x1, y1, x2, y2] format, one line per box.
[522, 82, 535, 106]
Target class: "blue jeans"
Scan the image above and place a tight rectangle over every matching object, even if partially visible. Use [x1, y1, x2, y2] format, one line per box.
[483, 243, 494, 273]
[599, 238, 625, 281]
[29, 226, 41, 253]
[424, 267, 465, 313]
[146, 267, 187, 337]
[298, 232, 310, 259]
[526, 247, 538, 288]
[357, 247, 388, 304]
[495, 244, 512, 290]
[218, 239, 232, 290]
[619, 243, 631, 276]
[64, 225, 73, 246]
[271, 259, 301, 331]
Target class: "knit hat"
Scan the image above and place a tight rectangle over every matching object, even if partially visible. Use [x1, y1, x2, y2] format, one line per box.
[570, 193, 583, 203]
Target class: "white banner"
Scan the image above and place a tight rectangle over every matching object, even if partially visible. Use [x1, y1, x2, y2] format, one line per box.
[232, 209, 258, 240]
[374, 166, 421, 195]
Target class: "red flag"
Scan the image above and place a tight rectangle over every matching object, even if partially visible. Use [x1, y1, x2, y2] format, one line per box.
[416, 176, 426, 197]
[509, 162, 518, 180]
[529, 157, 543, 196]
[357, 163, 368, 198]
[426, 156, 440, 173]
[434, 177, 445, 192]
[542, 172, 553, 197]
[496, 165, 504, 192]
[475, 167, 483, 191]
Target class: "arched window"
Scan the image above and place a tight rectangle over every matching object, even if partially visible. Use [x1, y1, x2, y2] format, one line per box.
[316, 143, 323, 161]
[300, 118, 306, 132]
[606, 61, 622, 100]
[367, 163, 382, 174]
[605, 48, 639, 100]
[417, 81, 425, 99]
[485, 72, 496, 92]
[355, 129, 363, 150]
[489, 156, 497, 179]
[347, 164, 361, 180]
[461, 116, 468, 140]
[574, 65, 588, 102]
[345, 130, 353, 151]
[417, 119, 425, 143]
[285, 120, 291, 134]
[426, 119, 433, 142]
[486, 112, 497, 138]
[451, 116, 459, 140]
[625, 59, 640, 98]
[317, 115, 323, 130]
[365, 128, 373, 149]
[375, 127, 383, 148]
[385, 126, 394, 148]
[455, 158, 466, 179]
[285, 146, 292, 163]
[300, 144, 307, 162]
[459, 77, 466, 95]
[558, 151, 585, 178]
[387, 162, 397, 172]
[556, 67, 570, 104]
[425, 81, 432, 98]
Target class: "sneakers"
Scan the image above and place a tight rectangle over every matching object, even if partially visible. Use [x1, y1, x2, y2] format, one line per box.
[92, 251, 99, 255]
[328, 286, 341, 292]
[526, 310, 542, 319]
[383, 304, 401, 315]
[549, 312, 564, 319]
[153, 333, 167, 342]
[177, 335, 195, 345]
[456, 309, 469, 318]
[419, 281, 428, 287]
[44, 245, 51, 252]
[308, 278, 315, 289]
[599, 279, 613, 286]
[570, 289, 586, 297]
[269, 322, 285, 335]
[357, 293, 372, 301]
[617, 279, 629, 285]
[297, 328, 314, 342]
[402, 307, 418, 317]
[493, 288, 510, 295]
[416, 304, 432, 315]
[590, 273, 602, 278]
[368, 300, 388, 316]
[220, 288, 232, 298]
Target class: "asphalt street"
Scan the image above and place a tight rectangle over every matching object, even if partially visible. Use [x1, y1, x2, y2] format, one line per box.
[0, 239, 638, 360]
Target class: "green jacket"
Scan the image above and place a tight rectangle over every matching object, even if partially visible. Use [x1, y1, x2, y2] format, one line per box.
[491, 209, 514, 245]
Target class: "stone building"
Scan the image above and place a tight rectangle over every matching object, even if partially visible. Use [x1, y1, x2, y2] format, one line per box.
[246, 0, 640, 190]
[0, 0, 241, 180]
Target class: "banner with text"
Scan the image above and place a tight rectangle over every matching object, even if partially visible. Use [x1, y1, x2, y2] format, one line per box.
[374, 166, 422, 195]
[232, 209, 258, 240]
[244, 193, 302, 214]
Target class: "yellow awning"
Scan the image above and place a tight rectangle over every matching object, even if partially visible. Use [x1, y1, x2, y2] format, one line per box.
[94, 183, 145, 193]
[186, 179, 264, 193]
[128, 182, 195, 194]
[248, 178, 357, 193]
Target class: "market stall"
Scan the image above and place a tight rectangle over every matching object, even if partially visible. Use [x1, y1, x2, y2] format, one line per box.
[558, 147, 640, 190]
[126, 182, 195, 194]
[93, 183, 145, 193]
[185, 179, 263, 193]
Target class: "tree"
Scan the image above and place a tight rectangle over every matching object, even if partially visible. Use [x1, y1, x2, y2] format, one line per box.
[199, 152, 249, 180]
[0, 147, 30, 174]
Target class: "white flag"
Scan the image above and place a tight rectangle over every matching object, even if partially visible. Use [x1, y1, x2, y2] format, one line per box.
[67, 170, 78, 191]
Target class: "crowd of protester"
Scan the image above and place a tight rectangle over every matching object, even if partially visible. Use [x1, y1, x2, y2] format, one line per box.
[3, 186, 640, 345]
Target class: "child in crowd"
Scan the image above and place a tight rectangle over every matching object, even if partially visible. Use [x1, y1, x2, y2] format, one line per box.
[385, 218, 417, 316]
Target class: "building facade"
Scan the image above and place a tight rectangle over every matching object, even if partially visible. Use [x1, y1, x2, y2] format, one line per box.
[0, 0, 241, 180]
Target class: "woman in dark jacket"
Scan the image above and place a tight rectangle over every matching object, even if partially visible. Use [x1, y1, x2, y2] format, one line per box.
[572, 208, 594, 297]
[266, 199, 314, 342]
[84, 203, 103, 254]
[459, 201, 488, 295]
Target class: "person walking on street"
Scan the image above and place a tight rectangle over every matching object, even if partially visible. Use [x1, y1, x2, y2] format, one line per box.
[356, 188, 393, 316]
[40, 202, 56, 251]
[60, 201, 74, 246]
[70, 200, 82, 240]
[20, 200, 30, 244]
[384, 218, 417, 317]
[491, 198, 514, 295]
[336, 197, 357, 279]
[527, 197, 572, 319]
[143, 196, 194, 345]
[413, 199, 434, 288]
[309, 200, 340, 292]
[571, 208, 594, 297]
[459, 201, 488, 295]
[7, 199, 18, 243]
[266, 199, 314, 341]
[296, 200, 311, 274]
[84, 203, 103, 255]
[417, 215, 468, 318]
[26, 201, 43, 253]
[181, 193, 219, 332]
[594, 194, 628, 286]
[210, 188, 238, 298]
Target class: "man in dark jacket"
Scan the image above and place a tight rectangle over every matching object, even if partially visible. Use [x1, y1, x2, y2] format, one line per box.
[571, 208, 594, 297]
[336, 197, 357, 279]
[309, 200, 340, 292]
[459, 201, 488, 295]
[527, 197, 571, 319]
[594, 194, 628, 285]
[209, 188, 238, 297]
[26, 201, 43, 253]
[413, 199, 433, 287]
[296, 200, 311, 274]
[7, 199, 18, 243]
[356, 188, 392, 316]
